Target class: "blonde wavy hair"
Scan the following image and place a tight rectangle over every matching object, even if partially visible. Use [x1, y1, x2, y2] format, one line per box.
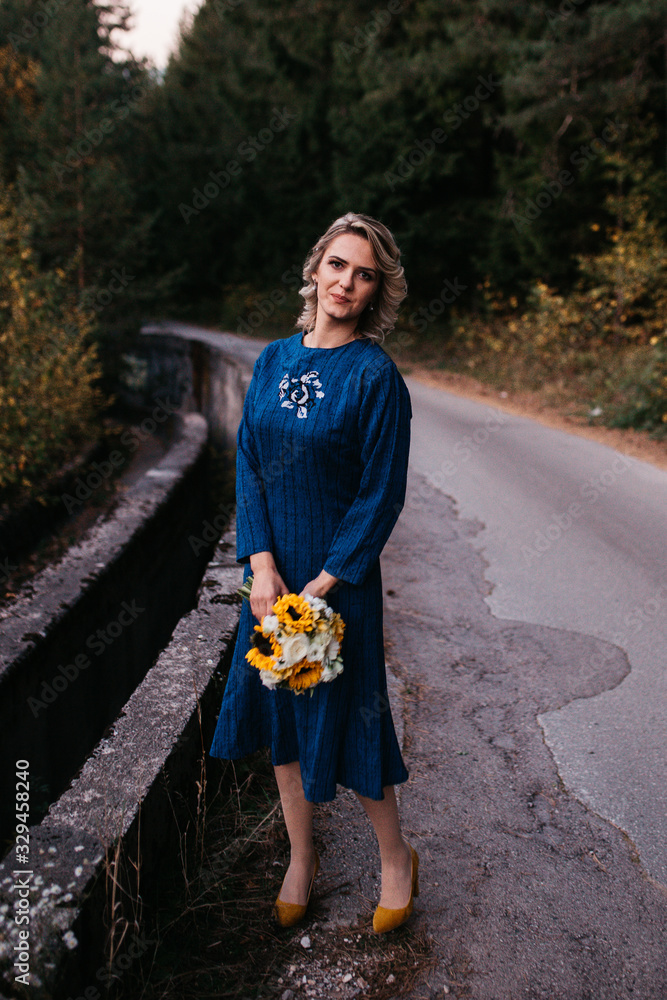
[295, 212, 407, 344]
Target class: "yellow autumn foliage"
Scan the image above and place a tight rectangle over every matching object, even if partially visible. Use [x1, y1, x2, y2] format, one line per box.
[449, 184, 667, 433]
[0, 45, 39, 124]
[0, 188, 105, 504]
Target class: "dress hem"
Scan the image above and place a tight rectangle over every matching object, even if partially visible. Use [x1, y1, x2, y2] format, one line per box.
[207, 745, 408, 804]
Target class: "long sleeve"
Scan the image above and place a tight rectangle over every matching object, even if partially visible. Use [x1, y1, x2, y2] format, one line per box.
[323, 359, 411, 586]
[235, 353, 275, 563]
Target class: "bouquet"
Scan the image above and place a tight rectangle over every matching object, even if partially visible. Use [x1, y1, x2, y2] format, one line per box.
[237, 575, 345, 694]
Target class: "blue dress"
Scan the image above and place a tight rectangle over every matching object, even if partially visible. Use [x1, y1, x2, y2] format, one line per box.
[209, 330, 412, 802]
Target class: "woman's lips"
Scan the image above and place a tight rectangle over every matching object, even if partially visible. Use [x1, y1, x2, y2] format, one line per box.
[331, 293, 350, 303]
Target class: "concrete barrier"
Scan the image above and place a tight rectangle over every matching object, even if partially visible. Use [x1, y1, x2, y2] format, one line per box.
[0, 326, 262, 998]
[122, 324, 265, 454]
[0, 412, 211, 841]
[0, 531, 242, 999]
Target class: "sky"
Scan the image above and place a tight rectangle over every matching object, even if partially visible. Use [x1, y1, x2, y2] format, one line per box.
[119, 0, 202, 68]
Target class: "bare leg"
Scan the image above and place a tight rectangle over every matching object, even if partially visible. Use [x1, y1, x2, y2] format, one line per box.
[356, 785, 413, 908]
[274, 761, 317, 904]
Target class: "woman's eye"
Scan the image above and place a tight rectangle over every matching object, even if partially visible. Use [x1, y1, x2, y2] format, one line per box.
[359, 271, 373, 280]
[330, 260, 342, 269]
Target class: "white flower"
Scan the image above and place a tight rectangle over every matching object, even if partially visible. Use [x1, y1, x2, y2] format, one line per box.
[309, 632, 329, 659]
[280, 633, 310, 666]
[321, 656, 344, 683]
[326, 638, 341, 660]
[261, 614, 279, 634]
[63, 931, 78, 950]
[259, 669, 282, 689]
[304, 595, 328, 613]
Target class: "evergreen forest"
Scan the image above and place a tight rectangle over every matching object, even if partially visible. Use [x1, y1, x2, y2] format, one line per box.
[1, 0, 666, 504]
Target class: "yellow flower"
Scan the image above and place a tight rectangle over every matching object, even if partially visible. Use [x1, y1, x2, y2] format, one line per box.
[246, 625, 277, 671]
[246, 646, 276, 672]
[272, 594, 315, 633]
[269, 634, 283, 657]
[288, 659, 324, 692]
[330, 613, 345, 643]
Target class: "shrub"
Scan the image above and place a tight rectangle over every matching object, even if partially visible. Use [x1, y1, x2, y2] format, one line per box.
[608, 334, 667, 436]
[0, 188, 105, 506]
[445, 169, 667, 432]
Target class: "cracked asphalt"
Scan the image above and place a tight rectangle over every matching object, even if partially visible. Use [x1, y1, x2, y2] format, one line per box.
[367, 468, 667, 999]
[270, 468, 667, 999]
[140, 327, 667, 998]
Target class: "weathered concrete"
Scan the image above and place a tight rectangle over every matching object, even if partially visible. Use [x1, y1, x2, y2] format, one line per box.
[0, 323, 263, 998]
[0, 413, 211, 838]
[0, 531, 242, 1000]
[135, 323, 268, 453]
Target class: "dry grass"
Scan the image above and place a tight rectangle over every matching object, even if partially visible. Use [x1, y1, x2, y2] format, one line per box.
[121, 750, 435, 1000]
[386, 327, 667, 472]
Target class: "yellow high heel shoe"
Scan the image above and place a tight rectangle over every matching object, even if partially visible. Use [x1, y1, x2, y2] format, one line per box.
[273, 851, 320, 928]
[372, 844, 419, 934]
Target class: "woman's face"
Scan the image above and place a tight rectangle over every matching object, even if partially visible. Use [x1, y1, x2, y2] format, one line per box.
[313, 233, 380, 325]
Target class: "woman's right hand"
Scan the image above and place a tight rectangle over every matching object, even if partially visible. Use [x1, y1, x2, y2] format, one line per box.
[248, 552, 289, 622]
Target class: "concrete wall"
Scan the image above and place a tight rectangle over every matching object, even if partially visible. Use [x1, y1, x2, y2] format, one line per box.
[0, 413, 211, 841]
[0, 327, 257, 999]
[118, 327, 254, 454]
[0, 531, 242, 1000]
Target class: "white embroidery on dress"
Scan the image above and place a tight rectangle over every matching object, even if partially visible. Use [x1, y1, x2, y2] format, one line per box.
[278, 371, 325, 419]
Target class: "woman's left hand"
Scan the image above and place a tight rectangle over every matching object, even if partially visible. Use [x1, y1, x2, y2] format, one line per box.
[300, 570, 338, 600]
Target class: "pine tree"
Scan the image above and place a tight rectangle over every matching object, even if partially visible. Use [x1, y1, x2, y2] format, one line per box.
[0, 0, 154, 342]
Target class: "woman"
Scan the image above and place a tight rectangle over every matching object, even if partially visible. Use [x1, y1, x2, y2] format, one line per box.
[209, 212, 418, 934]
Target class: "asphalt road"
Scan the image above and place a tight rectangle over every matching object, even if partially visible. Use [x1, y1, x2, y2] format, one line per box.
[404, 377, 667, 889]
[141, 326, 667, 996]
[380, 473, 667, 999]
[143, 324, 667, 887]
